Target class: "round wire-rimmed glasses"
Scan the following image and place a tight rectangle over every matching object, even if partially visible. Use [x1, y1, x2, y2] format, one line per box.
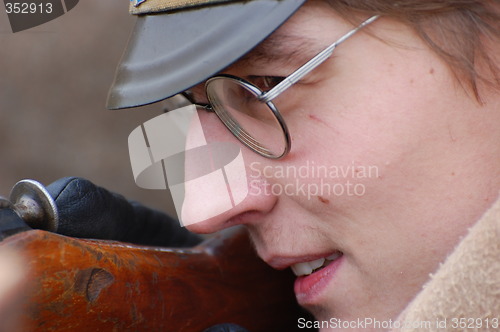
[196, 15, 379, 159]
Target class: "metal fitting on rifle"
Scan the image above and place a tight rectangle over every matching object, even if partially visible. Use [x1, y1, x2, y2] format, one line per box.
[6, 180, 59, 232]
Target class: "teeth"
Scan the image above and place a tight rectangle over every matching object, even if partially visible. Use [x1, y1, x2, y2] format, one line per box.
[291, 262, 314, 276]
[309, 257, 325, 270]
[291, 253, 342, 277]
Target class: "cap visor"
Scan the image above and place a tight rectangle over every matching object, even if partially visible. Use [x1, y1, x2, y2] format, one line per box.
[107, 0, 305, 109]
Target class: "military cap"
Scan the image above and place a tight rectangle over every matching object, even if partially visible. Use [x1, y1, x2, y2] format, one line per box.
[107, 0, 306, 109]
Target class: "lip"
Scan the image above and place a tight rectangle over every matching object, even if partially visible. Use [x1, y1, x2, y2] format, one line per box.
[294, 255, 344, 305]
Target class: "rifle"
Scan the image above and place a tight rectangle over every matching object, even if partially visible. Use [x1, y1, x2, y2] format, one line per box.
[0, 178, 309, 331]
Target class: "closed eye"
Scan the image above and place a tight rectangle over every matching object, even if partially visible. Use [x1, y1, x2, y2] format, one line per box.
[247, 76, 285, 91]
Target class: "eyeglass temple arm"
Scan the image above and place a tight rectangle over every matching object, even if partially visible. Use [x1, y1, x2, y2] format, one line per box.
[260, 15, 379, 103]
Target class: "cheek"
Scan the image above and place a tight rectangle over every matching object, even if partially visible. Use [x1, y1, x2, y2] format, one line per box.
[284, 27, 485, 260]
[284, 33, 457, 186]
[268, 30, 480, 236]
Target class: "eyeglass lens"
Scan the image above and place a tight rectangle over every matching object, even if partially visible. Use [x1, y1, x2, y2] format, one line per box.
[206, 77, 287, 158]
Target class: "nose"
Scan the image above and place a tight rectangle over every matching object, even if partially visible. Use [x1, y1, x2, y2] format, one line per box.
[181, 109, 278, 234]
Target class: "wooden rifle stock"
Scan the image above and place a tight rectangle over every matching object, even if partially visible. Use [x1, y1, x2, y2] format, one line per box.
[0, 227, 306, 331]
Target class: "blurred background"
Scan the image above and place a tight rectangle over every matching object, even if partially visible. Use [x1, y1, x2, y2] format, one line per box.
[0, 0, 176, 215]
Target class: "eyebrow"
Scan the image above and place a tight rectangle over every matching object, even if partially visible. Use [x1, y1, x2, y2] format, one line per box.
[237, 32, 324, 69]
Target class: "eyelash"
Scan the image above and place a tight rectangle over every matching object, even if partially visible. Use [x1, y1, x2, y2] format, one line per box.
[180, 76, 285, 107]
[247, 76, 285, 91]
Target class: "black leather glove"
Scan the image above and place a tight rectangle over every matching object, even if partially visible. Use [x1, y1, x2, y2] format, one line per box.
[46, 177, 201, 247]
[202, 323, 249, 332]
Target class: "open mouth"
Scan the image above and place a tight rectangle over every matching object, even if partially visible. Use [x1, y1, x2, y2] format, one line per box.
[291, 251, 343, 277]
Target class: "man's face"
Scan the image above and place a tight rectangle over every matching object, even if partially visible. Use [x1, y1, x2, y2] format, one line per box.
[185, 0, 500, 326]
